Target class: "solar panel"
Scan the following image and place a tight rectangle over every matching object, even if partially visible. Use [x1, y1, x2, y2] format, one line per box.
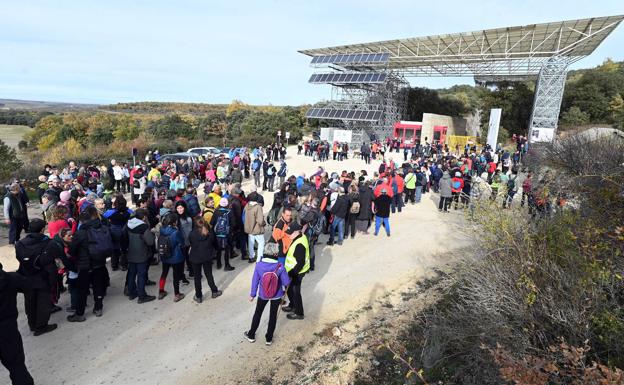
[309, 53, 390, 66]
[306, 72, 387, 84]
[305, 108, 383, 121]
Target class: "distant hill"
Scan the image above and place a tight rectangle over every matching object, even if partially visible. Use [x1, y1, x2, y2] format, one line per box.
[101, 101, 229, 116]
[0, 98, 100, 112]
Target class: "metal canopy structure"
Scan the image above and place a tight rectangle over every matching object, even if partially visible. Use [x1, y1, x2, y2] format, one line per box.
[300, 15, 623, 143]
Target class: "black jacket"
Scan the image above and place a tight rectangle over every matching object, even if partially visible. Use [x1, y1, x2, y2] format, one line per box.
[15, 233, 53, 290]
[188, 229, 214, 264]
[330, 195, 349, 219]
[126, 218, 155, 264]
[69, 218, 107, 271]
[357, 185, 374, 220]
[0, 268, 31, 324]
[373, 195, 392, 218]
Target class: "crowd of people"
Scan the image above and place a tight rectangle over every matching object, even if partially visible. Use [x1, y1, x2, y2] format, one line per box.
[1, 134, 541, 384]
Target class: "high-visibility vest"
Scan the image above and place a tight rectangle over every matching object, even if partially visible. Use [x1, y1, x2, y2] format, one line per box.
[285, 235, 310, 275]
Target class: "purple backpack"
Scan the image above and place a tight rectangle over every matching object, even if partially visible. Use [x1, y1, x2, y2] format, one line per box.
[261, 264, 282, 298]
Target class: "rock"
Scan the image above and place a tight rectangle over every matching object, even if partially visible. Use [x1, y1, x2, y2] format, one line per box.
[332, 327, 342, 337]
[372, 359, 380, 366]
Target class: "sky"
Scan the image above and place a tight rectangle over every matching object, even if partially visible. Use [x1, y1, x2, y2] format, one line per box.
[2, 0, 623, 106]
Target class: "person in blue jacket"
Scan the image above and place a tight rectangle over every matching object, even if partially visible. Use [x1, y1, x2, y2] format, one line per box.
[158, 214, 186, 302]
[243, 256, 291, 346]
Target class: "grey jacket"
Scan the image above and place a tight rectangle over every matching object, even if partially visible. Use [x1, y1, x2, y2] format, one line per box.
[126, 218, 155, 264]
[439, 172, 453, 198]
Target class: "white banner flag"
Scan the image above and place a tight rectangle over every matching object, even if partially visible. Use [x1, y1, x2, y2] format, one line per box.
[487, 108, 502, 149]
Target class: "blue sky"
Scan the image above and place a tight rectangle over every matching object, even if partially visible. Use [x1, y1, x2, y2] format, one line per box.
[2, 0, 623, 105]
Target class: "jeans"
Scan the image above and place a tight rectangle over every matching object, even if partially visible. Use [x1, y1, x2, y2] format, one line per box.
[374, 216, 390, 235]
[415, 186, 423, 202]
[8, 217, 26, 245]
[247, 298, 281, 342]
[253, 171, 261, 187]
[192, 262, 218, 298]
[329, 217, 345, 244]
[248, 234, 265, 261]
[391, 193, 403, 213]
[127, 261, 148, 298]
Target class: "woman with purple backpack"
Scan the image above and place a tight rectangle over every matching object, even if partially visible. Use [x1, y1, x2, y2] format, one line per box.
[244, 256, 291, 346]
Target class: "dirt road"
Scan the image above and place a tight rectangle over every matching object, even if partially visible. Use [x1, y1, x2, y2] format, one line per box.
[0, 148, 471, 385]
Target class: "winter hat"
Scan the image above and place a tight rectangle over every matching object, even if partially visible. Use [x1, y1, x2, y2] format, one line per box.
[219, 198, 229, 207]
[60, 190, 71, 202]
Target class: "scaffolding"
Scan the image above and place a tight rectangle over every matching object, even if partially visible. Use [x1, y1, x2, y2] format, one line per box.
[301, 15, 623, 143]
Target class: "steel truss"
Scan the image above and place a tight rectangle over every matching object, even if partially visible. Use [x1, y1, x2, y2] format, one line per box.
[528, 57, 570, 142]
[301, 15, 623, 143]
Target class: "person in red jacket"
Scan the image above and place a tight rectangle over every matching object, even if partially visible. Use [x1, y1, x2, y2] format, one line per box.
[451, 172, 465, 210]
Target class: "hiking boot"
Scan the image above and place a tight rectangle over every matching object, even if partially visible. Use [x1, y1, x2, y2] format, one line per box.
[158, 290, 168, 300]
[128, 294, 138, 301]
[93, 309, 103, 317]
[33, 324, 58, 336]
[138, 295, 156, 304]
[146, 280, 156, 286]
[281, 306, 293, 313]
[386, 233, 391, 237]
[67, 314, 86, 322]
[244, 331, 256, 343]
[265, 339, 273, 346]
[248, 258, 256, 264]
[224, 265, 235, 271]
[326, 241, 334, 246]
[216, 262, 223, 270]
[50, 305, 62, 314]
[174, 293, 185, 302]
[211, 290, 223, 299]
[287, 313, 304, 320]
[181, 278, 190, 286]
[193, 295, 203, 304]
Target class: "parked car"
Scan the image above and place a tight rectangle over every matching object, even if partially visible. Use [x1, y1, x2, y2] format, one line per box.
[187, 147, 221, 157]
[160, 152, 200, 164]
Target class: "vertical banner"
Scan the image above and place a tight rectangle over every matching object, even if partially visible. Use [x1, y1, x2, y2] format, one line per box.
[486, 108, 502, 149]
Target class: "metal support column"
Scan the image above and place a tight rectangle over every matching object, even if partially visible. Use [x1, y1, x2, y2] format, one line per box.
[528, 57, 570, 143]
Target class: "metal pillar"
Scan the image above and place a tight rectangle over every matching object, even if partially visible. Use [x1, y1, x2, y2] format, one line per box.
[528, 57, 570, 143]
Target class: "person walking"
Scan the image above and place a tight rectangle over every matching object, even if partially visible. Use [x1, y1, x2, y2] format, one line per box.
[4, 183, 28, 245]
[125, 209, 157, 304]
[328, 187, 348, 246]
[243, 255, 291, 345]
[438, 171, 453, 212]
[277, 159, 288, 188]
[15, 219, 57, 336]
[157, 214, 186, 302]
[68, 207, 112, 320]
[373, 189, 392, 236]
[188, 217, 222, 303]
[0, 262, 35, 385]
[210, 198, 236, 271]
[282, 223, 310, 320]
[244, 194, 266, 263]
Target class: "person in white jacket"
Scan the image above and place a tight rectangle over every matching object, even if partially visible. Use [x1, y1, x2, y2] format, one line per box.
[113, 163, 124, 192]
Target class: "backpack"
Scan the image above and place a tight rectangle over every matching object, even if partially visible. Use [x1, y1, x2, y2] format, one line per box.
[16, 239, 49, 276]
[133, 179, 140, 189]
[87, 226, 114, 262]
[310, 212, 326, 237]
[267, 166, 275, 176]
[507, 178, 516, 191]
[350, 201, 361, 214]
[266, 207, 279, 227]
[261, 263, 282, 298]
[157, 233, 172, 260]
[453, 180, 462, 190]
[214, 209, 231, 238]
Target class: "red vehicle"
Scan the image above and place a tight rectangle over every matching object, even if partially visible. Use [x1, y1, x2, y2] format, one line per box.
[393, 121, 422, 148]
[433, 125, 448, 144]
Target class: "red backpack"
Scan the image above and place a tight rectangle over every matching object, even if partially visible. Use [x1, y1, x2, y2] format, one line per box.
[261, 264, 282, 298]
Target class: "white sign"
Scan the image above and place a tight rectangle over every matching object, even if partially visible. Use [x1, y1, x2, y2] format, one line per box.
[320, 127, 333, 141]
[285, 132, 290, 139]
[277, 131, 282, 136]
[530, 127, 554, 143]
[486, 108, 502, 149]
[333, 129, 352, 143]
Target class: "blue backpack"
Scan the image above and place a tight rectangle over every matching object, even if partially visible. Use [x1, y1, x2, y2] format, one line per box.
[214, 209, 231, 238]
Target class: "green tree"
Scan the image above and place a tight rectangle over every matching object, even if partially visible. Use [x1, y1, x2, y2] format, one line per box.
[560, 106, 590, 127]
[0, 139, 23, 182]
[148, 114, 194, 139]
[609, 94, 624, 129]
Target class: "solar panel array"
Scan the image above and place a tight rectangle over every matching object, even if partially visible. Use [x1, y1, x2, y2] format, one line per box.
[310, 53, 390, 65]
[306, 108, 383, 122]
[309, 72, 387, 84]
